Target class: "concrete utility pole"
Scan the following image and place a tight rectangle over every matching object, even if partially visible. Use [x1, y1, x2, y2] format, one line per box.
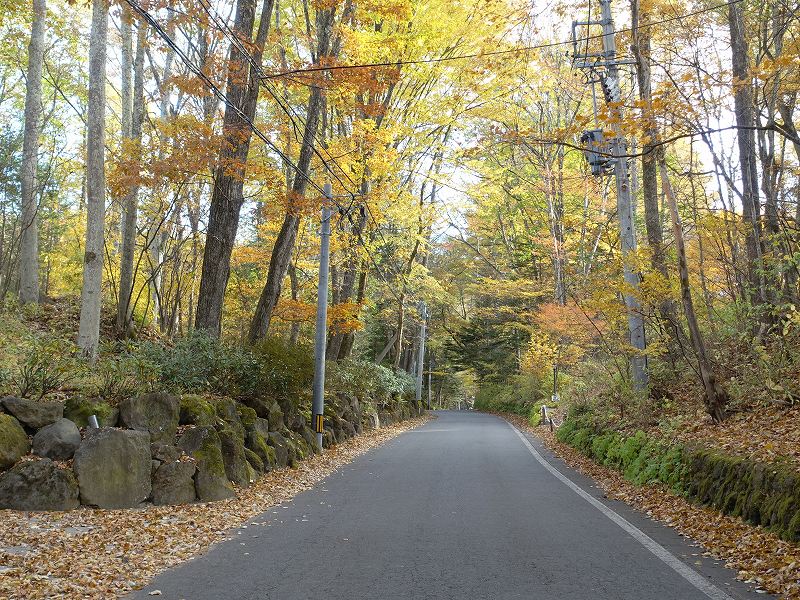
[573, 0, 648, 390]
[311, 183, 333, 451]
[415, 301, 428, 404]
[427, 352, 433, 410]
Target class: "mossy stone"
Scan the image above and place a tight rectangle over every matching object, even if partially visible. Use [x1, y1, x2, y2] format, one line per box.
[218, 427, 250, 487]
[244, 447, 264, 474]
[237, 405, 258, 430]
[178, 395, 217, 427]
[177, 426, 234, 502]
[0, 414, 30, 470]
[64, 397, 119, 428]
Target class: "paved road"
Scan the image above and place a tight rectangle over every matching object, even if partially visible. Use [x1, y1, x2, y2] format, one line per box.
[131, 411, 770, 600]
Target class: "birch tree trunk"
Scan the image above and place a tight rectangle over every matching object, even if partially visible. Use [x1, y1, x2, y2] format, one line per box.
[116, 16, 145, 334]
[77, 0, 107, 358]
[18, 0, 46, 305]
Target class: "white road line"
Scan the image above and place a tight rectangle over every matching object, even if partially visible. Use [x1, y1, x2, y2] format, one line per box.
[508, 422, 736, 600]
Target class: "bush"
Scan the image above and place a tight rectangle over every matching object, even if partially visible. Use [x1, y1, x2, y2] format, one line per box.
[9, 341, 76, 400]
[474, 373, 546, 416]
[250, 337, 314, 404]
[136, 331, 264, 400]
[327, 360, 415, 405]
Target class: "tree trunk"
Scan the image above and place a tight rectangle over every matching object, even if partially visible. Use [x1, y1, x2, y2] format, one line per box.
[77, 0, 107, 359]
[117, 16, 145, 334]
[631, 0, 681, 342]
[728, 2, 765, 308]
[195, 0, 275, 335]
[660, 160, 727, 422]
[248, 6, 336, 342]
[327, 202, 367, 358]
[338, 266, 367, 359]
[18, 0, 46, 305]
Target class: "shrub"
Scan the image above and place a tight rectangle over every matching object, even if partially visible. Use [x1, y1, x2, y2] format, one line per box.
[250, 336, 314, 404]
[10, 341, 76, 400]
[136, 331, 264, 400]
[326, 360, 415, 405]
[474, 373, 546, 416]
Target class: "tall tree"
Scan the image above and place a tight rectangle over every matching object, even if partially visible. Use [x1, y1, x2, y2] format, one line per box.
[194, 0, 276, 335]
[660, 160, 727, 422]
[728, 1, 765, 308]
[77, 0, 107, 358]
[248, 3, 341, 342]
[116, 12, 145, 334]
[18, 0, 46, 305]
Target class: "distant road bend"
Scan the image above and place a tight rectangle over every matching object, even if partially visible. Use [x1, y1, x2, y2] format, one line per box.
[132, 411, 771, 600]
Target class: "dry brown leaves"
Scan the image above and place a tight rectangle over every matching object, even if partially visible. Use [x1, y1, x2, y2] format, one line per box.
[504, 414, 800, 600]
[0, 416, 430, 600]
[667, 404, 800, 473]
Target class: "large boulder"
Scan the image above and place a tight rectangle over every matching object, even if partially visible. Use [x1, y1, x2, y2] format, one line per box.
[267, 402, 284, 431]
[244, 448, 264, 475]
[151, 461, 197, 506]
[300, 426, 319, 454]
[267, 431, 291, 468]
[244, 428, 276, 472]
[218, 427, 250, 487]
[241, 397, 271, 419]
[120, 392, 180, 445]
[73, 428, 151, 508]
[177, 427, 235, 501]
[0, 414, 30, 470]
[64, 397, 118, 427]
[151, 443, 181, 463]
[32, 419, 81, 460]
[178, 395, 217, 427]
[214, 398, 245, 440]
[0, 458, 79, 510]
[2, 397, 63, 429]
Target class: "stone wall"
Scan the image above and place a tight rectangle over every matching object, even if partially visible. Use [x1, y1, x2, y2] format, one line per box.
[0, 393, 424, 511]
[555, 417, 800, 542]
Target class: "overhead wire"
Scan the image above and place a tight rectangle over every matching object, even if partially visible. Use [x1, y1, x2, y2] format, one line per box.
[126, 0, 415, 304]
[259, 0, 744, 80]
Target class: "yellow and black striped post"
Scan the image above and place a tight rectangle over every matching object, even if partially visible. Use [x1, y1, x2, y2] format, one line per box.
[314, 413, 324, 434]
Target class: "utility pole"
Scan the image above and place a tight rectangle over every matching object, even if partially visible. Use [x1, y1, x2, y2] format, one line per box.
[427, 352, 433, 410]
[311, 183, 332, 451]
[415, 301, 428, 404]
[573, 0, 648, 390]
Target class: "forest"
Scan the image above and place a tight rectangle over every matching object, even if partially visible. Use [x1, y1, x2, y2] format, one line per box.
[1, 0, 800, 596]
[0, 0, 798, 432]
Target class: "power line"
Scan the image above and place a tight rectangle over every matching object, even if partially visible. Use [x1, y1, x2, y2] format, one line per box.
[125, 0, 463, 307]
[260, 0, 743, 80]
[123, 0, 327, 197]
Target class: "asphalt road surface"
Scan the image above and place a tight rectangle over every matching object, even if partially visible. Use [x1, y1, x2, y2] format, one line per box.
[131, 411, 771, 600]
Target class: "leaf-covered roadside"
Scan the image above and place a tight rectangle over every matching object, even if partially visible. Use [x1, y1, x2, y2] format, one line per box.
[504, 414, 800, 600]
[0, 415, 430, 600]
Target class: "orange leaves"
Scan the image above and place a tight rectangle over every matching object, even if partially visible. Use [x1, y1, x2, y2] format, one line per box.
[273, 298, 316, 323]
[328, 301, 364, 334]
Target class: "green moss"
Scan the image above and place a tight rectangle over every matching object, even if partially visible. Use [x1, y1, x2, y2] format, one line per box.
[0, 413, 30, 469]
[244, 447, 264, 473]
[557, 417, 800, 542]
[64, 396, 118, 427]
[178, 395, 217, 427]
[237, 405, 258, 429]
[191, 430, 226, 476]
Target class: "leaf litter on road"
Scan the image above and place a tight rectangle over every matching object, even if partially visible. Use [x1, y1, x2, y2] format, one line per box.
[0, 416, 430, 600]
[505, 414, 800, 600]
